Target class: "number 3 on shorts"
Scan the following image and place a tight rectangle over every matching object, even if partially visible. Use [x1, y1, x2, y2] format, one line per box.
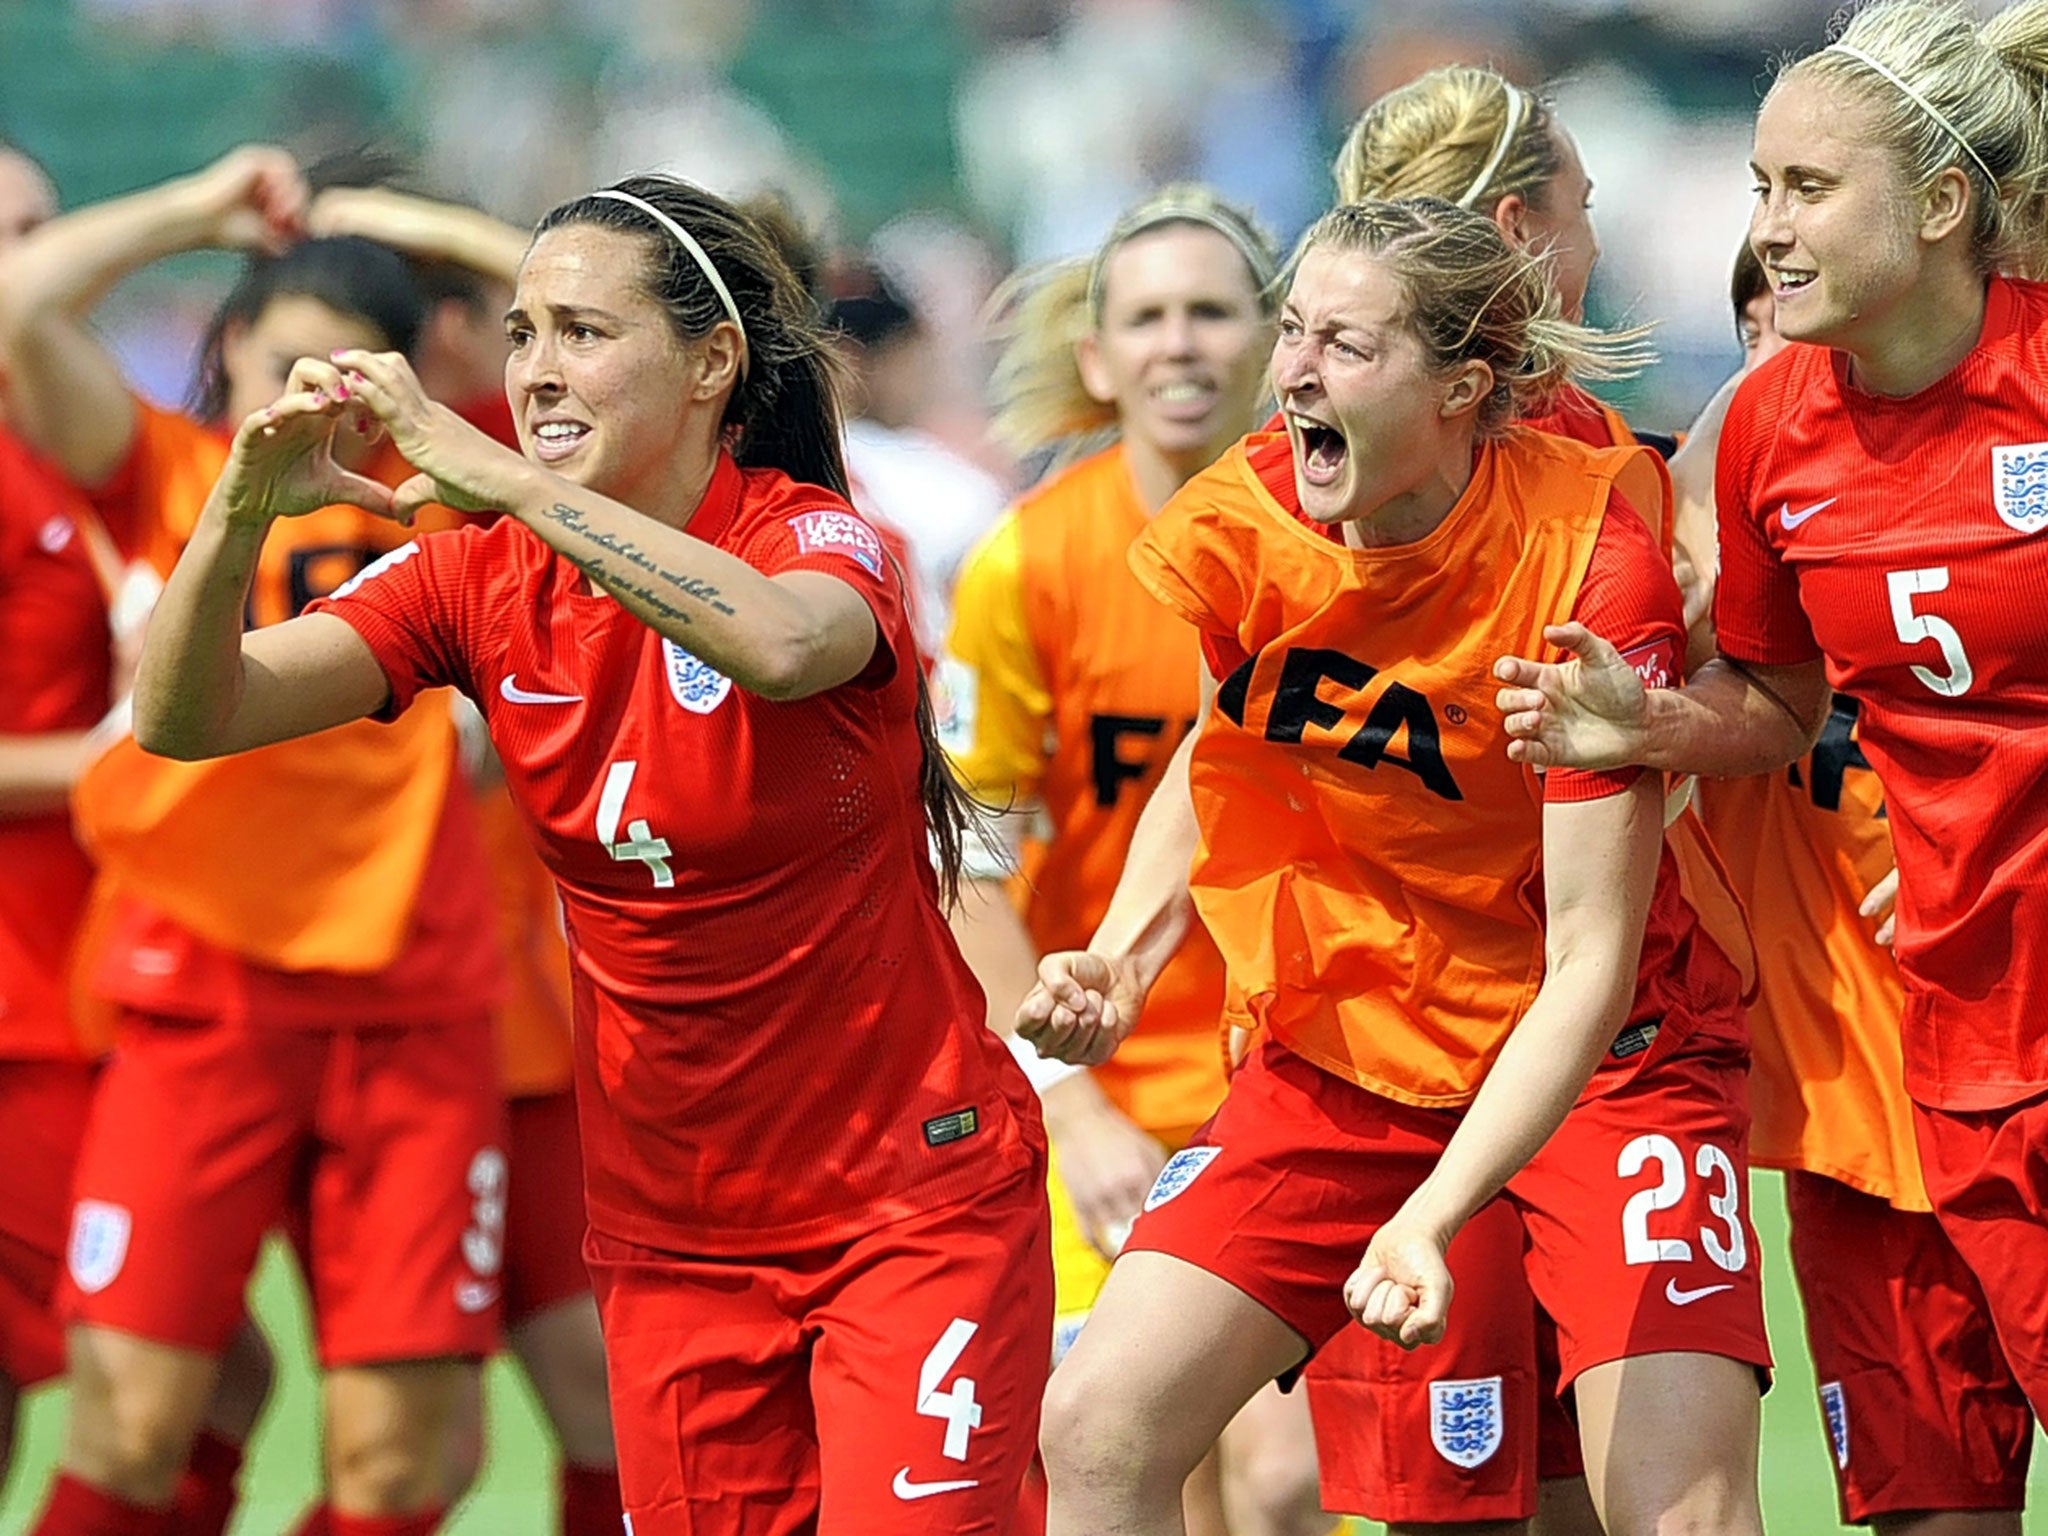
[1617, 1134, 1748, 1272]
[917, 1318, 983, 1462]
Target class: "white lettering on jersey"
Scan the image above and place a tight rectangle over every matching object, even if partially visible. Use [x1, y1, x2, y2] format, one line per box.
[789, 509, 884, 577]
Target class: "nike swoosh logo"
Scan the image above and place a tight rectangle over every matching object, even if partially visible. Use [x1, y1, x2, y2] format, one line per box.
[1779, 497, 1838, 529]
[500, 675, 583, 705]
[1665, 1278, 1735, 1306]
[892, 1468, 979, 1501]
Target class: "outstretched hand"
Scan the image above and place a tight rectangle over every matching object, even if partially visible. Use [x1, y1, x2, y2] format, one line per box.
[219, 357, 399, 529]
[1344, 1218, 1454, 1348]
[1492, 622, 1652, 771]
[1015, 951, 1145, 1066]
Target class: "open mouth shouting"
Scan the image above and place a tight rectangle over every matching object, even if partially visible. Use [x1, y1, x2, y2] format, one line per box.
[1289, 410, 1348, 489]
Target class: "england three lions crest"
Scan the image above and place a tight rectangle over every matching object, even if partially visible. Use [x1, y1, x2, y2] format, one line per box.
[1992, 443, 2048, 535]
[662, 638, 733, 715]
[1429, 1375, 1504, 1468]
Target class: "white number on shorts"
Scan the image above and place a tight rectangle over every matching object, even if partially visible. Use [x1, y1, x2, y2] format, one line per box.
[1618, 1134, 1693, 1264]
[917, 1318, 983, 1462]
[1696, 1144, 1747, 1273]
[1886, 567, 1974, 697]
[595, 761, 674, 888]
[1617, 1134, 1748, 1271]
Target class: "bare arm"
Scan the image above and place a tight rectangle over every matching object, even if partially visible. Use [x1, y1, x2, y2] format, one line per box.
[1494, 622, 1829, 779]
[332, 350, 879, 701]
[131, 366, 408, 760]
[1668, 373, 1741, 672]
[949, 874, 1045, 1041]
[0, 146, 305, 487]
[0, 735, 92, 817]
[1348, 773, 1666, 1345]
[307, 185, 527, 286]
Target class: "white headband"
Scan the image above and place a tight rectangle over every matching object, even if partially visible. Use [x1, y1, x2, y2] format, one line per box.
[1825, 44, 1999, 190]
[591, 189, 750, 372]
[1085, 201, 1277, 320]
[1457, 83, 1530, 209]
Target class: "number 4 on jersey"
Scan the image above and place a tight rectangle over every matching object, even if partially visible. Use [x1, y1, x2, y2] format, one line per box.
[596, 761, 674, 887]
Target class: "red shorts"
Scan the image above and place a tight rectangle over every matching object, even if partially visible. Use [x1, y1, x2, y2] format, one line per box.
[62, 1009, 506, 1367]
[585, 1169, 1053, 1536]
[0, 1059, 99, 1386]
[504, 1088, 591, 1326]
[1785, 1169, 2031, 1521]
[1913, 1092, 2048, 1417]
[1305, 1198, 1583, 1524]
[1125, 1016, 1769, 1392]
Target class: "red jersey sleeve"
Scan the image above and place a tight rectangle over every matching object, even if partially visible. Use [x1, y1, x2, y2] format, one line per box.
[1712, 364, 1823, 665]
[1546, 491, 1685, 803]
[736, 493, 912, 687]
[305, 526, 484, 717]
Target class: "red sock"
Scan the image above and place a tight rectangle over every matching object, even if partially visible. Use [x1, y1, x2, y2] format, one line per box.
[32, 1473, 171, 1535]
[323, 1510, 446, 1536]
[285, 1506, 328, 1536]
[164, 1431, 243, 1536]
[560, 1463, 623, 1536]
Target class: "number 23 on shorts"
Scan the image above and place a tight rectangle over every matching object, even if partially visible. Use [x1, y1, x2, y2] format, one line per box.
[1618, 1133, 1749, 1279]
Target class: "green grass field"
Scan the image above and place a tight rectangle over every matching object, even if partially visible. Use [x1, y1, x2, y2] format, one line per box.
[1, 1172, 2042, 1534]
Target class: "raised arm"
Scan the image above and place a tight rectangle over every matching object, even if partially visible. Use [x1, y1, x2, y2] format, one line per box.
[1493, 625, 1829, 779]
[328, 349, 879, 701]
[307, 184, 527, 287]
[0, 146, 306, 488]
[132, 366, 400, 760]
[1013, 665, 1212, 1066]
[1347, 772, 1665, 1346]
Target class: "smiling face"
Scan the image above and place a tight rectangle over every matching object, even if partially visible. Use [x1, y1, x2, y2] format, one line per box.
[506, 224, 722, 515]
[1271, 244, 1478, 526]
[1748, 72, 1930, 350]
[1077, 222, 1272, 473]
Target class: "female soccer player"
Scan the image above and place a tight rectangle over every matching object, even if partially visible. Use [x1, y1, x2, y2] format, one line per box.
[1685, 246, 2031, 1536]
[1021, 196, 1766, 1536]
[1307, 63, 1673, 1536]
[0, 147, 507, 1536]
[944, 186, 1329, 1535]
[1495, 0, 2048, 1417]
[127, 173, 1053, 1536]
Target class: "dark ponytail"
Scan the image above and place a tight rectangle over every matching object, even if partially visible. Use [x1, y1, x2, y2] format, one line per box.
[540, 174, 983, 905]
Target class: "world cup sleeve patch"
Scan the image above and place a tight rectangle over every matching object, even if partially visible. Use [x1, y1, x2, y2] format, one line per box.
[1143, 1146, 1222, 1212]
[1820, 1380, 1850, 1469]
[1620, 635, 1679, 692]
[788, 509, 885, 577]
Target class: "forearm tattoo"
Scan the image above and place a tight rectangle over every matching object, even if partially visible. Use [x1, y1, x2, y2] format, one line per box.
[541, 502, 739, 625]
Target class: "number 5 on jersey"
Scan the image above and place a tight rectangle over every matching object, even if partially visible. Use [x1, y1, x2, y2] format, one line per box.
[596, 761, 674, 887]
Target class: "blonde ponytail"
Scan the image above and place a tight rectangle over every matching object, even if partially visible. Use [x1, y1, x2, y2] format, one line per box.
[1334, 65, 1560, 216]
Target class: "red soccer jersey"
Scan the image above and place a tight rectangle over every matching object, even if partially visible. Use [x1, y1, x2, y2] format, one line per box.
[1715, 275, 2048, 1111]
[0, 428, 116, 1058]
[314, 451, 1042, 1254]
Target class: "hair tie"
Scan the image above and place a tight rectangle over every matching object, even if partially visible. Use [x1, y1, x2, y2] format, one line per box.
[592, 189, 750, 375]
[1457, 82, 1531, 209]
[1825, 44, 1998, 189]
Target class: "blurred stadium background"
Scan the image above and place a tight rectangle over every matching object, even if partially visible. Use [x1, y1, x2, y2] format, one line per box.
[1, 0, 2043, 1530]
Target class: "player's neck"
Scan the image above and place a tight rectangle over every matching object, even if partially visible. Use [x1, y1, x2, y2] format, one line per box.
[1338, 438, 1476, 552]
[1842, 267, 1987, 399]
[1124, 433, 1224, 517]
